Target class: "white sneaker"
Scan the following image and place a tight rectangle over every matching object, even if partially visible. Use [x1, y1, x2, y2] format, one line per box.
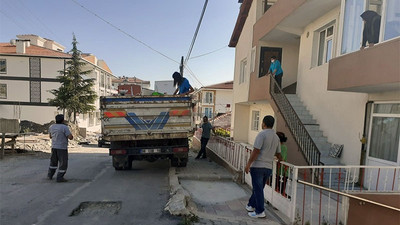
[248, 211, 266, 218]
[245, 205, 255, 212]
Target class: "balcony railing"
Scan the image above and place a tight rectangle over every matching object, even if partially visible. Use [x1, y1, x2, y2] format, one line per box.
[269, 75, 321, 165]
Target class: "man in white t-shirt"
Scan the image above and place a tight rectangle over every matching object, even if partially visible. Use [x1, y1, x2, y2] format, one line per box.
[244, 115, 282, 218]
[47, 114, 73, 182]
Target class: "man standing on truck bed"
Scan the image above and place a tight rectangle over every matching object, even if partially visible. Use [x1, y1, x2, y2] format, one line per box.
[172, 72, 194, 95]
[196, 116, 214, 159]
[47, 114, 73, 182]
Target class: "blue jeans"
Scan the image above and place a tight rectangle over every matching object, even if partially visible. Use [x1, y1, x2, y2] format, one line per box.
[248, 167, 272, 214]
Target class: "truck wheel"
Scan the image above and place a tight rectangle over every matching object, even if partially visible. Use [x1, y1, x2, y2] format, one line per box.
[98, 142, 103, 147]
[114, 166, 123, 170]
[124, 159, 133, 170]
[171, 158, 179, 167]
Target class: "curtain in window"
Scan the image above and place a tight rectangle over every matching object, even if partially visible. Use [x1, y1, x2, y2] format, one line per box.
[369, 117, 400, 162]
[341, 0, 365, 54]
[384, 0, 400, 41]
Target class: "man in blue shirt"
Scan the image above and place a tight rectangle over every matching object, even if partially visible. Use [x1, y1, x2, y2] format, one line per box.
[172, 72, 194, 95]
[268, 56, 283, 88]
[47, 114, 73, 182]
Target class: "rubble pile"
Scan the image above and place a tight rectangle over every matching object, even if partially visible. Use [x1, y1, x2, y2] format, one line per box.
[12, 120, 100, 153]
[20, 120, 55, 134]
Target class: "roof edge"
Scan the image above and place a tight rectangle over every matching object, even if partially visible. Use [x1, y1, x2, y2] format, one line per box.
[229, 0, 253, 48]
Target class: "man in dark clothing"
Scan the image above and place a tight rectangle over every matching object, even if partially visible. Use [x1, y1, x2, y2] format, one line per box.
[196, 116, 214, 159]
[361, 10, 381, 49]
[47, 114, 73, 182]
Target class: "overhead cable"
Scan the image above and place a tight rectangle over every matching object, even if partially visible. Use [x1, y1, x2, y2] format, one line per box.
[70, 0, 179, 65]
[184, 0, 209, 66]
[190, 45, 227, 59]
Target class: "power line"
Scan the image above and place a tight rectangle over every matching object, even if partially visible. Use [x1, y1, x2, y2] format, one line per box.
[70, 0, 179, 65]
[184, 0, 208, 66]
[190, 45, 227, 59]
[184, 64, 204, 87]
[0, 9, 26, 32]
[16, 0, 61, 41]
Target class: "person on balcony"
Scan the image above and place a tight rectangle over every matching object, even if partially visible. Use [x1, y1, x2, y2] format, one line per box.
[245, 115, 282, 218]
[268, 56, 283, 88]
[361, 10, 381, 49]
[196, 116, 214, 159]
[172, 72, 194, 95]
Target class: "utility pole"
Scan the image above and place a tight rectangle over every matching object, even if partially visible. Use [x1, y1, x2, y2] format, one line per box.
[179, 56, 184, 76]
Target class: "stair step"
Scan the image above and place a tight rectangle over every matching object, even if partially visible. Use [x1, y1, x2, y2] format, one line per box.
[308, 130, 323, 137]
[312, 136, 328, 143]
[299, 114, 313, 121]
[305, 125, 320, 132]
[320, 156, 341, 165]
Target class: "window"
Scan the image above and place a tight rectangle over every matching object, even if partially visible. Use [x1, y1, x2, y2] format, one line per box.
[204, 107, 213, 119]
[368, 103, 400, 163]
[100, 72, 105, 87]
[341, 0, 365, 54]
[239, 58, 247, 84]
[341, 0, 400, 55]
[204, 91, 213, 104]
[383, 0, 400, 41]
[0, 84, 6, 99]
[318, 25, 335, 66]
[0, 59, 6, 73]
[251, 111, 260, 131]
[263, 0, 277, 13]
[250, 47, 256, 73]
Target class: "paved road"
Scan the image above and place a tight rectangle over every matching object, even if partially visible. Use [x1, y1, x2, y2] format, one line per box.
[0, 146, 180, 225]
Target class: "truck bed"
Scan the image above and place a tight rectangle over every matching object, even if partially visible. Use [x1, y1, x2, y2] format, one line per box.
[100, 95, 194, 141]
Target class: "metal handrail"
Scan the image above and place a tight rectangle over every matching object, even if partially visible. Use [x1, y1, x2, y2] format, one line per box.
[298, 180, 400, 212]
[269, 75, 321, 165]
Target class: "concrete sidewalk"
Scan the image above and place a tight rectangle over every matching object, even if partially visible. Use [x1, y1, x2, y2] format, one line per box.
[170, 150, 287, 225]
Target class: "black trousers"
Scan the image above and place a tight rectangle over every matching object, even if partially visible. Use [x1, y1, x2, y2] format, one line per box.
[197, 137, 209, 158]
[274, 73, 283, 88]
[48, 148, 68, 180]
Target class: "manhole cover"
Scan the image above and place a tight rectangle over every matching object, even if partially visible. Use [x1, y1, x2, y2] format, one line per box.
[69, 201, 122, 217]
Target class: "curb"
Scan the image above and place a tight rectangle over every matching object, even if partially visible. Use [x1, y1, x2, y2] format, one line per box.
[177, 174, 234, 181]
[164, 167, 191, 216]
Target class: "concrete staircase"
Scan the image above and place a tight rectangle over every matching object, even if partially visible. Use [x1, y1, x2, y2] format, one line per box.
[285, 94, 341, 165]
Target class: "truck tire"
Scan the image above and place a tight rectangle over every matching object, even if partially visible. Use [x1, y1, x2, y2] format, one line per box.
[98, 141, 102, 147]
[171, 157, 187, 167]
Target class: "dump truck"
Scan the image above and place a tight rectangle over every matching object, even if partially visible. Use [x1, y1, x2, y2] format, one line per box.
[100, 95, 194, 170]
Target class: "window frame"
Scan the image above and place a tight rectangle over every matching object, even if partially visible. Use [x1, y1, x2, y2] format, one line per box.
[366, 102, 400, 165]
[251, 110, 260, 131]
[203, 107, 213, 119]
[239, 58, 247, 84]
[0, 83, 7, 99]
[0, 59, 6, 74]
[203, 91, 214, 104]
[317, 24, 335, 66]
[338, 0, 399, 57]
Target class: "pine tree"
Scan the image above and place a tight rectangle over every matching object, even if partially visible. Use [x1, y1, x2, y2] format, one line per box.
[49, 34, 97, 123]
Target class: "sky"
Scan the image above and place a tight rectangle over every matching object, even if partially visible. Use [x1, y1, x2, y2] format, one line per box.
[0, 0, 241, 89]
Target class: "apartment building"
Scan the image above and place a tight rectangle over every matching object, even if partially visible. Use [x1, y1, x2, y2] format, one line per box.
[0, 35, 117, 132]
[230, 0, 399, 167]
[193, 81, 233, 123]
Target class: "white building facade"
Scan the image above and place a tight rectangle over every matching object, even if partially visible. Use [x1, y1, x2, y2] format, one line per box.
[230, 0, 400, 167]
[0, 35, 117, 132]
